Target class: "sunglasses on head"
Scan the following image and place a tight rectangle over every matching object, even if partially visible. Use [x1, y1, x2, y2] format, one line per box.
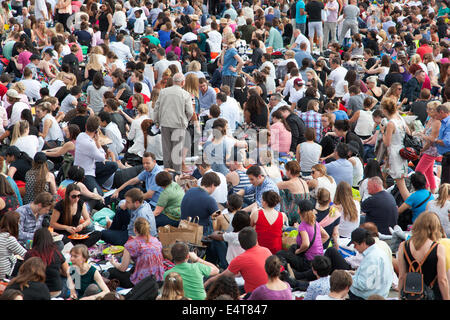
[70, 194, 81, 199]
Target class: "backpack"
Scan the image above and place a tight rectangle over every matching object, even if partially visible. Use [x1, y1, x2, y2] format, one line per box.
[401, 240, 438, 300]
[125, 275, 159, 300]
[56, 153, 74, 185]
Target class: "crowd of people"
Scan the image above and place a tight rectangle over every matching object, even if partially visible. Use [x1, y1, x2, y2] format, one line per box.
[0, 0, 449, 301]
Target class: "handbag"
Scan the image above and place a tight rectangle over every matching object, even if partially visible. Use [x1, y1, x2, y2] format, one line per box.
[178, 216, 203, 245]
[399, 133, 422, 161]
[157, 225, 197, 247]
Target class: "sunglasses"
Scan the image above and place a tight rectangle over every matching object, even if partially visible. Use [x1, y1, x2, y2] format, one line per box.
[311, 170, 316, 174]
[70, 194, 81, 199]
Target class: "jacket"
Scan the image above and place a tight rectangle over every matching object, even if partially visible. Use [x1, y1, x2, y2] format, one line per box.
[153, 85, 194, 129]
[403, 77, 422, 104]
[286, 113, 306, 152]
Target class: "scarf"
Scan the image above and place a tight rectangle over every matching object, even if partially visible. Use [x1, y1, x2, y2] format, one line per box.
[197, 33, 207, 52]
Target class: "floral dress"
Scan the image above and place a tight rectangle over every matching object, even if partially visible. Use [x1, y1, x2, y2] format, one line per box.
[124, 236, 165, 284]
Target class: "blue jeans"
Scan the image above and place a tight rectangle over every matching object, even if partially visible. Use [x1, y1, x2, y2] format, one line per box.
[296, 23, 306, 35]
[155, 214, 180, 228]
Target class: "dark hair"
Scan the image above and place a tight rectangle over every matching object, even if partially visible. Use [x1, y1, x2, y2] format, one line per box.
[92, 72, 104, 90]
[0, 289, 24, 300]
[311, 256, 332, 277]
[305, 127, 316, 141]
[28, 227, 62, 267]
[200, 172, 221, 188]
[155, 171, 173, 188]
[62, 184, 81, 226]
[334, 120, 350, 132]
[209, 104, 220, 118]
[0, 174, 15, 197]
[86, 116, 100, 132]
[98, 110, 111, 124]
[171, 242, 189, 263]
[68, 124, 81, 141]
[238, 226, 257, 250]
[246, 165, 262, 177]
[271, 110, 291, 132]
[227, 194, 243, 212]
[245, 94, 266, 115]
[0, 211, 20, 239]
[265, 255, 282, 278]
[232, 210, 251, 232]
[8, 257, 46, 291]
[206, 275, 240, 300]
[70, 86, 81, 96]
[363, 159, 383, 180]
[410, 171, 427, 190]
[336, 143, 349, 159]
[262, 190, 280, 208]
[67, 165, 85, 182]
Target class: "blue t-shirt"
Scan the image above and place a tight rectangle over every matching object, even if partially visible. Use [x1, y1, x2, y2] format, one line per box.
[137, 165, 164, 207]
[296, 0, 307, 24]
[222, 48, 239, 77]
[180, 187, 218, 233]
[325, 159, 353, 187]
[405, 189, 434, 222]
[333, 110, 349, 121]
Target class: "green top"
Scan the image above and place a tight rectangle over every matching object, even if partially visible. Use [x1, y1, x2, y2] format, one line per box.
[163, 262, 211, 300]
[156, 182, 184, 221]
[266, 27, 284, 51]
[438, 7, 449, 17]
[3, 40, 15, 61]
[142, 35, 160, 46]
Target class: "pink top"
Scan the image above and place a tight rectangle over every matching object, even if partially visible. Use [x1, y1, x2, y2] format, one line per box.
[166, 45, 182, 60]
[18, 51, 33, 73]
[270, 121, 292, 153]
[68, 42, 83, 62]
[296, 221, 324, 261]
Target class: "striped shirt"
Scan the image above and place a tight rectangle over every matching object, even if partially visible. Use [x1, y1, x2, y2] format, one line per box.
[232, 170, 254, 204]
[0, 232, 27, 279]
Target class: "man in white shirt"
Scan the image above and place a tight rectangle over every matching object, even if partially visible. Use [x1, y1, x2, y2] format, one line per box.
[74, 116, 118, 196]
[99, 111, 125, 159]
[282, 68, 303, 98]
[291, 29, 311, 53]
[326, 57, 348, 98]
[109, 33, 134, 62]
[207, 21, 222, 60]
[289, 78, 306, 108]
[216, 92, 241, 133]
[20, 67, 41, 102]
[153, 47, 172, 83]
[197, 162, 228, 205]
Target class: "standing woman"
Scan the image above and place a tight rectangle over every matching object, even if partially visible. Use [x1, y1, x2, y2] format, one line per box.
[107, 217, 165, 288]
[380, 97, 410, 201]
[96, 3, 113, 42]
[220, 35, 244, 96]
[0, 211, 27, 280]
[50, 183, 101, 248]
[414, 101, 442, 193]
[334, 181, 360, 239]
[55, 0, 72, 31]
[22, 152, 57, 205]
[250, 191, 287, 254]
[397, 212, 449, 300]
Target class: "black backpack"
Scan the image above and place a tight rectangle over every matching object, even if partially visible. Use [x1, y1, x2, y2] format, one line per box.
[125, 275, 159, 300]
[401, 240, 438, 300]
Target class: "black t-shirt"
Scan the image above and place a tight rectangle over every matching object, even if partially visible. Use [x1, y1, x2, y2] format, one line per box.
[361, 190, 398, 235]
[345, 132, 364, 157]
[54, 199, 84, 233]
[305, 0, 324, 21]
[251, 47, 263, 67]
[6, 281, 51, 300]
[69, 115, 89, 132]
[24, 250, 64, 292]
[320, 135, 339, 157]
[55, 86, 70, 105]
[384, 72, 404, 87]
[410, 100, 429, 125]
[249, 103, 268, 128]
[10, 158, 32, 181]
[111, 112, 127, 138]
[62, 53, 79, 74]
[316, 207, 340, 249]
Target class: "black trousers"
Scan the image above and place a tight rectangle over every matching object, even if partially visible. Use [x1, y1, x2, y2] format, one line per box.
[107, 267, 134, 289]
[441, 152, 450, 184]
[276, 245, 311, 273]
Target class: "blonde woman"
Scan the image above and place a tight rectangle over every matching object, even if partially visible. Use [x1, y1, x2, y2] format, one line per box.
[84, 53, 104, 82]
[34, 18, 48, 48]
[305, 69, 323, 88]
[185, 60, 205, 79]
[426, 184, 450, 237]
[158, 272, 188, 300]
[397, 212, 449, 300]
[10, 121, 41, 159]
[307, 163, 337, 201]
[334, 181, 360, 239]
[148, 88, 160, 119]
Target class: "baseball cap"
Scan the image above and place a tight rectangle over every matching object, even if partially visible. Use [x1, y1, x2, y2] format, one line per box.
[347, 228, 370, 246]
[294, 78, 304, 87]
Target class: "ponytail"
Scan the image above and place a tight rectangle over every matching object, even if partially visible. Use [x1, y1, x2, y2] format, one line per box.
[437, 183, 450, 209]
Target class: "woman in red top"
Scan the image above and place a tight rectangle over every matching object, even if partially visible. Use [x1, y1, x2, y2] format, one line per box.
[250, 191, 288, 254]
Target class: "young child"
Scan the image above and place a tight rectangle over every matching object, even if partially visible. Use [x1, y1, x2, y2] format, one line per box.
[133, 10, 146, 37]
[304, 256, 332, 300]
[316, 270, 353, 300]
[60, 86, 82, 114]
[214, 193, 243, 232]
[157, 272, 187, 300]
[324, 101, 348, 122]
[362, 109, 384, 162]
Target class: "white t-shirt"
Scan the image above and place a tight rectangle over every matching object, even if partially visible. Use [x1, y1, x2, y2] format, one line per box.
[112, 11, 127, 28]
[104, 121, 124, 158]
[289, 87, 306, 104]
[338, 200, 361, 238]
[299, 142, 322, 173]
[20, 79, 41, 102]
[220, 100, 241, 133]
[153, 59, 172, 82]
[427, 200, 450, 237]
[223, 232, 245, 264]
[207, 30, 222, 53]
[350, 156, 364, 187]
[316, 295, 342, 300]
[259, 61, 276, 79]
[42, 113, 64, 142]
[48, 79, 65, 96]
[134, 16, 146, 34]
[354, 109, 374, 137]
[109, 41, 133, 61]
[181, 32, 198, 43]
[198, 169, 228, 204]
[295, 33, 311, 53]
[13, 135, 40, 159]
[9, 102, 29, 127]
[329, 66, 348, 97]
[312, 176, 337, 201]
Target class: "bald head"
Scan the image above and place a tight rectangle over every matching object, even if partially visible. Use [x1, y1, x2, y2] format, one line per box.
[368, 177, 384, 195]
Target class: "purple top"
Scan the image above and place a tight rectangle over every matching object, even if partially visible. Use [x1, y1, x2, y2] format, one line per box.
[296, 221, 324, 261]
[124, 236, 165, 284]
[166, 46, 182, 60]
[248, 283, 292, 300]
[401, 70, 412, 83]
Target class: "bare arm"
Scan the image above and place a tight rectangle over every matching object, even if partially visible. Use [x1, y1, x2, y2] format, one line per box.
[80, 269, 110, 300]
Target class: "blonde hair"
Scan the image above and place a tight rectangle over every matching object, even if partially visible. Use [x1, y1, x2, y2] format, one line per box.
[334, 182, 358, 222]
[70, 244, 90, 262]
[410, 54, 422, 65]
[436, 183, 450, 209]
[91, 46, 104, 56]
[187, 60, 201, 72]
[134, 217, 151, 242]
[427, 100, 440, 112]
[160, 272, 184, 300]
[11, 82, 25, 94]
[300, 208, 316, 225]
[311, 164, 334, 184]
[284, 50, 295, 59]
[411, 211, 445, 250]
[137, 103, 149, 115]
[10, 120, 29, 145]
[86, 53, 103, 71]
[184, 73, 199, 98]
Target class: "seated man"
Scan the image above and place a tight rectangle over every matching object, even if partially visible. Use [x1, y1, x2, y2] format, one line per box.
[163, 242, 219, 300]
[204, 226, 272, 297]
[112, 152, 164, 209]
[101, 188, 157, 245]
[153, 171, 185, 228]
[197, 161, 228, 207]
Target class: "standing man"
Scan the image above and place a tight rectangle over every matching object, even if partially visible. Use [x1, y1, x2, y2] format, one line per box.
[305, 0, 324, 53]
[295, 0, 307, 35]
[339, 0, 360, 45]
[323, 0, 339, 49]
[153, 73, 194, 172]
[435, 104, 450, 184]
